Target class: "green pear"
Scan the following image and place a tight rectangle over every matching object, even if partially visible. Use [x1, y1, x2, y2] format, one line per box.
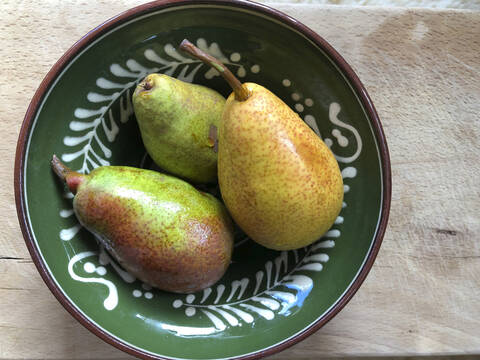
[180, 40, 344, 251]
[51, 155, 234, 293]
[132, 73, 225, 183]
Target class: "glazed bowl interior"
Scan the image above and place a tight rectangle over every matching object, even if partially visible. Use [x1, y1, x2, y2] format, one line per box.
[16, 1, 390, 359]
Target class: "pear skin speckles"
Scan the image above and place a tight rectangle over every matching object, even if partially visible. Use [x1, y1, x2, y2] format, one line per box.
[218, 83, 343, 251]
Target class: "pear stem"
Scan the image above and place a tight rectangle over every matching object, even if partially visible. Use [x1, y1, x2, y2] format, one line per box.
[51, 154, 71, 181]
[51, 155, 85, 194]
[179, 39, 250, 102]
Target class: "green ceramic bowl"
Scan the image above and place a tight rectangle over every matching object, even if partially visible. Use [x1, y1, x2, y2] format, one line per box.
[15, 1, 391, 359]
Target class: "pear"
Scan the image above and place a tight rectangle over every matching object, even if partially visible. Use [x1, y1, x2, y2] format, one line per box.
[132, 73, 225, 183]
[180, 40, 344, 251]
[51, 155, 233, 293]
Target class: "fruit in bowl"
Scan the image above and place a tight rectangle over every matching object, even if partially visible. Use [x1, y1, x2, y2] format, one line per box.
[50, 39, 346, 295]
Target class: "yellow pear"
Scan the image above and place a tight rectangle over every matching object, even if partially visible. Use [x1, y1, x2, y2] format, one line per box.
[180, 40, 343, 250]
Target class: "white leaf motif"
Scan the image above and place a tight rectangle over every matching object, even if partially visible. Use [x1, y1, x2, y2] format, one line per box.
[208, 306, 239, 326]
[222, 305, 254, 323]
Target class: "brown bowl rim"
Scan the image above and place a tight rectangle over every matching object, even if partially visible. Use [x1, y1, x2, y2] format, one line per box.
[14, 0, 392, 359]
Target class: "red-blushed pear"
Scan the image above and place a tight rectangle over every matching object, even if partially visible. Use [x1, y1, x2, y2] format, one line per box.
[51, 155, 234, 293]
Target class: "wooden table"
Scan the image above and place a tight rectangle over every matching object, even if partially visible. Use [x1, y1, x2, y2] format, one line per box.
[1, 1, 479, 358]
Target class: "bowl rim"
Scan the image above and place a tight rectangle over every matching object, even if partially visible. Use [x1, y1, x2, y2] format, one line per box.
[14, 0, 392, 359]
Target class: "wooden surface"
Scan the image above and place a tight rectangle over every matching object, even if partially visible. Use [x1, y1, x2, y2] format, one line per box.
[1, 1, 479, 359]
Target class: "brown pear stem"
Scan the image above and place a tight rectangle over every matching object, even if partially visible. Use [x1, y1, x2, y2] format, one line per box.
[179, 39, 250, 101]
[51, 154, 72, 181]
[51, 155, 85, 193]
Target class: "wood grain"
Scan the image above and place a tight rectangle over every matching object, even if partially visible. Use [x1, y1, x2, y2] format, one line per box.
[1, 1, 479, 359]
